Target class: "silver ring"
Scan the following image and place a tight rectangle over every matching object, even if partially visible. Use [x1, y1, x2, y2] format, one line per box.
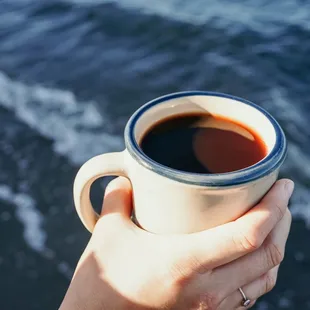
[238, 288, 251, 307]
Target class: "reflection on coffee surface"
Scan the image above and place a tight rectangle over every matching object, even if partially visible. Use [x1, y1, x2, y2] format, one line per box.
[140, 113, 267, 174]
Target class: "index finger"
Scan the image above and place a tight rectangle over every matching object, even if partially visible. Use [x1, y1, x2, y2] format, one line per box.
[176, 179, 294, 270]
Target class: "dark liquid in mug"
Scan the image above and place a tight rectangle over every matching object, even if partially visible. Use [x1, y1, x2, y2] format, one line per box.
[140, 113, 267, 174]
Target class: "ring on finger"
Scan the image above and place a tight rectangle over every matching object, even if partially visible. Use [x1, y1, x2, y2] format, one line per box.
[238, 288, 251, 307]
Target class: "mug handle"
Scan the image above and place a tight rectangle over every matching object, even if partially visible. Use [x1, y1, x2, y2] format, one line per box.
[73, 152, 128, 233]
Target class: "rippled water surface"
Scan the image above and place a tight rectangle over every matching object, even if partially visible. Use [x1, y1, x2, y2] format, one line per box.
[1, 1, 310, 309]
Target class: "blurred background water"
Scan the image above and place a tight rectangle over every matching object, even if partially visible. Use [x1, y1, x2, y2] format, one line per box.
[0, 0, 310, 309]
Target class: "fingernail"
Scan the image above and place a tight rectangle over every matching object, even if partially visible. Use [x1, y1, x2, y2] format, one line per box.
[285, 180, 295, 198]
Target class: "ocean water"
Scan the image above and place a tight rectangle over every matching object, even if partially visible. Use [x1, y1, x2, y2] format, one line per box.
[0, 0, 310, 309]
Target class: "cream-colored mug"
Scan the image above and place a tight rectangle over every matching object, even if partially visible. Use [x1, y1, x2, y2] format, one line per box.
[73, 91, 287, 234]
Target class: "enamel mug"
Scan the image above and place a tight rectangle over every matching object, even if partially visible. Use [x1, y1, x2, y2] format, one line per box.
[73, 91, 287, 234]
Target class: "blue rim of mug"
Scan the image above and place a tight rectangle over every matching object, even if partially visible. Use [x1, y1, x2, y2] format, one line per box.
[124, 91, 287, 187]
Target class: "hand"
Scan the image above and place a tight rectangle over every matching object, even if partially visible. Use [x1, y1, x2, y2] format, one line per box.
[60, 178, 294, 310]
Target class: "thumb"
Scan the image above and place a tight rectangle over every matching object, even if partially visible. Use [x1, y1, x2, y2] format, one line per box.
[100, 177, 133, 219]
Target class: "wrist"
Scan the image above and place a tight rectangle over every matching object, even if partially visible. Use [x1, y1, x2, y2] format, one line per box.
[59, 256, 108, 310]
[60, 279, 106, 310]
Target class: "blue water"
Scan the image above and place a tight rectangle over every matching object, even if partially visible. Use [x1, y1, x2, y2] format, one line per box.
[0, 1, 310, 309]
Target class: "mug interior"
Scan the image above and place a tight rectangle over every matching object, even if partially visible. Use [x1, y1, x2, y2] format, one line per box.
[125, 91, 286, 186]
[134, 94, 276, 156]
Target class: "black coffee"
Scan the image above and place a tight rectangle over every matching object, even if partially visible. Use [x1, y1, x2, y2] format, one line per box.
[140, 113, 267, 174]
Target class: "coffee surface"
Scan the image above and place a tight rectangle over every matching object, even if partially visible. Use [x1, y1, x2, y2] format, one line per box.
[140, 113, 267, 174]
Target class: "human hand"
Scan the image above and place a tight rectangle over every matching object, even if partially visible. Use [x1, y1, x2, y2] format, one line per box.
[60, 178, 293, 310]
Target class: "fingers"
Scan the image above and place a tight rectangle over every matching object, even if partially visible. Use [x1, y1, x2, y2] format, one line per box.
[213, 209, 291, 296]
[176, 179, 294, 270]
[218, 266, 279, 310]
[100, 177, 133, 219]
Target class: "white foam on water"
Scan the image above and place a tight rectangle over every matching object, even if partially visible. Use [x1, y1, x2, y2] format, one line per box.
[0, 71, 123, 164]
[0, 184, 46, 253]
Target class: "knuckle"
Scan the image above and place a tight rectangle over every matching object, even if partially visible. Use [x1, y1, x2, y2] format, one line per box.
[265, 242, 284, 267]
[198, 291, 221, 310]
[185, 254, 203, 271]
[169, 254, 209, 283]
[274, 203, 286, 221]
[235, 229, 262, 252]
[286, 209, 292, 223]
[187, 254, 210, 275]
[264, 272, 277, 293]
[168, 256, 197, 287]
[168, 259, 189, 283]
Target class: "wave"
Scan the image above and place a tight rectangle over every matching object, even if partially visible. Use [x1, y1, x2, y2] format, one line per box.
[5, 0, 309, 34]
[0, 183, 74, 278]
[0, 72, 123, 164]
[0, 184, 46, 253]
[61, 0, 310, 32]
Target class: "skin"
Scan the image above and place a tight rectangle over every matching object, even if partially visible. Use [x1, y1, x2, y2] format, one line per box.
[60, 178, 294, 310]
